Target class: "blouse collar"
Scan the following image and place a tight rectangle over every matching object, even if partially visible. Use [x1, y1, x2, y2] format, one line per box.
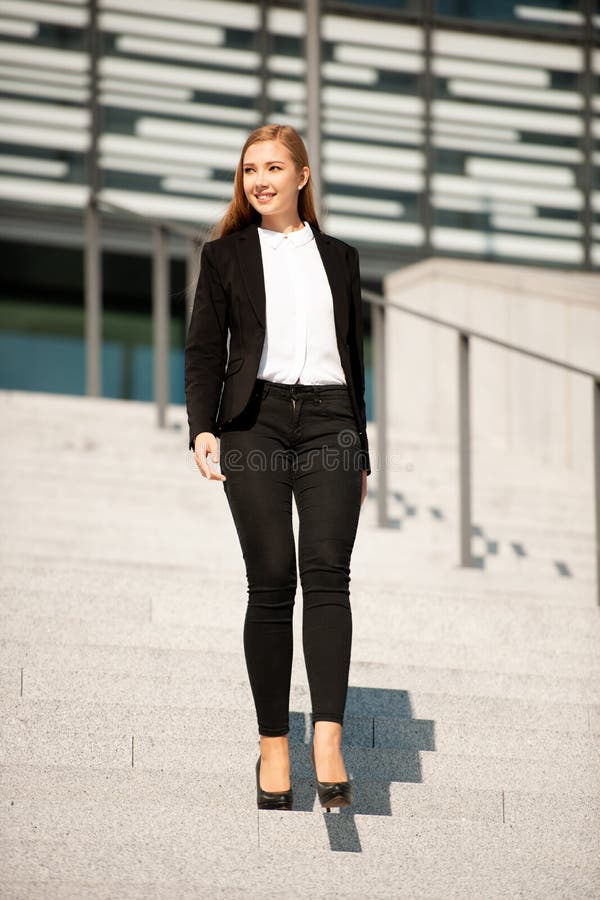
[257, 219, 314, 250]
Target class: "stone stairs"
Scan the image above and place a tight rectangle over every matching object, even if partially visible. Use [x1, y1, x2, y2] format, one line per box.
[0, 390, 598, 899]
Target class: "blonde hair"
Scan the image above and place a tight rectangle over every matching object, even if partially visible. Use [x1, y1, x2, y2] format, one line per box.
[208, 123, 322, 240]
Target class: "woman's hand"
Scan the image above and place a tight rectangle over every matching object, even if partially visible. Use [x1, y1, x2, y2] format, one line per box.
[193, 432, 226, 481]
[361, 469, 367, 505]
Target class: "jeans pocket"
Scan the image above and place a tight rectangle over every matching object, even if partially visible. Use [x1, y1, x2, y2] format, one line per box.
[321, 390, 355, 419]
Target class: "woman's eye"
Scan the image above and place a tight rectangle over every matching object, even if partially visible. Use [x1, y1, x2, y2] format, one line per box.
[244, 166, 281, 173]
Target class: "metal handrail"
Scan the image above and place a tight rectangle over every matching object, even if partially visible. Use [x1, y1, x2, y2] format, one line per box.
[363, 286, 600, 608]
[363, 288, 600, 380]
[85, 196, 600, 605]
[96, 196, 206, 243]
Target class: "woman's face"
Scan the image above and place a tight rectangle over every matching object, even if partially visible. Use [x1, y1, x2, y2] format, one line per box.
[242, 140, 309, 227]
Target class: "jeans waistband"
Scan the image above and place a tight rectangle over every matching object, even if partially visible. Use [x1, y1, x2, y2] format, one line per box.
[255, 378, 349, 399]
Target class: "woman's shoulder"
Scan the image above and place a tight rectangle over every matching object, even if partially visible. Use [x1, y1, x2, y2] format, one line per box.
[318, 229, 358, 264]
[201, 229, 242, 251]
[197, 229, 244, 268]
[322, 231, 357, 253]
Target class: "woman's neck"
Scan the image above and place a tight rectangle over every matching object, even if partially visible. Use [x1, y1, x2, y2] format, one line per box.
[259, 218, 305, 234]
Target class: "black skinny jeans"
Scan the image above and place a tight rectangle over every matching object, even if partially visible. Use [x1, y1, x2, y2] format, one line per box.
[219, 377, 364, 737]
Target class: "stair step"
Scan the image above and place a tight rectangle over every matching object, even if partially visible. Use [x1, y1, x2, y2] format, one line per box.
[2, 585, 599, 643]
[1, 634, 597, 678]
[1, 697, 598, 758]
[1, 718, 598, 792]
[0, 819, 597, 892]
[2, 651, 598, 705]
[2, 664, 598, 728]
[2, 763, 597, 833]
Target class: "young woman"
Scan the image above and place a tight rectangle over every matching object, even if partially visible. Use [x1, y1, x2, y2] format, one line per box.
[185, 124, 371, 811]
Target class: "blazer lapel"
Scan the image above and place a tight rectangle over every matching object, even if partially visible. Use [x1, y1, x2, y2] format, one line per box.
[235, 222, 349, 347]
[235, 222, 266, 329]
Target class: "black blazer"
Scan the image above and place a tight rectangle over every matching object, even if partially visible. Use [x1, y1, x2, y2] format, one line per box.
[184, 220, 371, 476]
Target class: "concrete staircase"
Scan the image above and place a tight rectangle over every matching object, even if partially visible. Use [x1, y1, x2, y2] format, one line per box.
[1, 389, 598, 899]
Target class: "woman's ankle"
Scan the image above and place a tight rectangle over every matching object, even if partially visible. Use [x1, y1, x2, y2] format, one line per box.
[260, 735, 290, 757]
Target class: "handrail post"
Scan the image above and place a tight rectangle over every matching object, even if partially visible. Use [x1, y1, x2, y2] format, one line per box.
[458, 331, 473, 567]
[594, 378, 600, 606]
[84, 194, 101, 397]
[373, 298, 388, 527]
[152, 225, 169, 429]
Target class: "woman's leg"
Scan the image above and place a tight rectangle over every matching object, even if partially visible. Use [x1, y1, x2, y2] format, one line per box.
[219, 388, 297, 739]
[219, 391, 297, 792]
[294, 388, 364, 781]
[295, 459, 362, 729]
[221, 445, 296, 738]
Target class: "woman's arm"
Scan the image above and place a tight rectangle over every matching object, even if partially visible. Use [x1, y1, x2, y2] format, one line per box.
[349, 246, 372, 478]
[184, 241, 229, 451]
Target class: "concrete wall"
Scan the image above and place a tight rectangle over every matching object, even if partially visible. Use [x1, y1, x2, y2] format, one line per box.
[383, 258, 600, 475]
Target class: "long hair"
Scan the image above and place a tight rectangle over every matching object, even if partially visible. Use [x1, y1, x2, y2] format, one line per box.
[208, 124, 322, 240]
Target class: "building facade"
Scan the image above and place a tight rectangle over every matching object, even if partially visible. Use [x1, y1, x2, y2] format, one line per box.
[0, 0, 598, 401]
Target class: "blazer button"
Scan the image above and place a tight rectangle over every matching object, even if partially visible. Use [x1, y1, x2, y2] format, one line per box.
[344, 342, 349, 348]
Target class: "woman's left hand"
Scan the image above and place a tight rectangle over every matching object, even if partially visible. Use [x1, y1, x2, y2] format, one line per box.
[361, 470, 368, 506]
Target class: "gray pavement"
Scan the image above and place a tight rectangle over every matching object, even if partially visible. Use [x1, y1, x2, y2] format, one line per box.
[1, 389, 599, 899]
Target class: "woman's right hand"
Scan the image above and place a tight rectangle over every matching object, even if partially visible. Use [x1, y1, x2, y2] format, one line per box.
[193, 432, 226, 481]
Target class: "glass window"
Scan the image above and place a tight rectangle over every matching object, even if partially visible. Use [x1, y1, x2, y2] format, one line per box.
[0, 3, 89, 203]
[431, 27, 586, 266]
[325, 1, 417, 10]
[435, 0, 586, 32]
[320, 10, 425, 252]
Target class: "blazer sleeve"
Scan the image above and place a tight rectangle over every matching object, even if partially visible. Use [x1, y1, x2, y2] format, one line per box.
[184, 240, 229, 450]
[349, 246, 372, 477]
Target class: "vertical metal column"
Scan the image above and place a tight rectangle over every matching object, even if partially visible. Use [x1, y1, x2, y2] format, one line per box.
[304, 0, 323, 218]
[581, 0, 593, 270]
[153, 225, 170, 429]
[594, 379, 600, 607]
[258, 0, 270, 124]
[373, 300, 388, 528]
[421, 0, 434, 257]
[458, 332, 472, 567]
[85, 0, 102, 396]
[84, 197, 101, 397]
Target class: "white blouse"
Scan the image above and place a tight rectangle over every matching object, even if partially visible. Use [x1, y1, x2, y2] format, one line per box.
[256, 219, 347, 386]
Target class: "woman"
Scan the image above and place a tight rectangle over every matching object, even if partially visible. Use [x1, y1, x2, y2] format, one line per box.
[185, 124, 371, 812]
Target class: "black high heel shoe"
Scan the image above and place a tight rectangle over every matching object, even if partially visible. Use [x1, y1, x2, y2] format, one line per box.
[255, 755, 293, 810]
[310, 744, 352, 811]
